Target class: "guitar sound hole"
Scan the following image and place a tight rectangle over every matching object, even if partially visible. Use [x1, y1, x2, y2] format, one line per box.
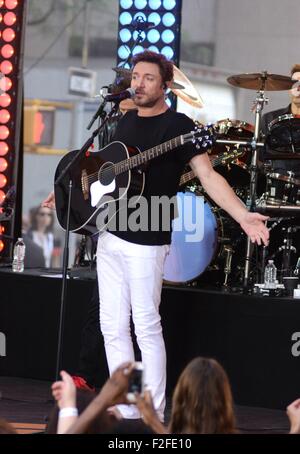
[99, 162, 115, 186]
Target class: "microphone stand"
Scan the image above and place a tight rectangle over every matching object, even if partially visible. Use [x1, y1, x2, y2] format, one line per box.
[87, 97, 107, 131]
[54, 102, 120, 380]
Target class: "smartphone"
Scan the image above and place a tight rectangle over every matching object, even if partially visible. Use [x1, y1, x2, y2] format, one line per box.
[126, 362, 144, 403]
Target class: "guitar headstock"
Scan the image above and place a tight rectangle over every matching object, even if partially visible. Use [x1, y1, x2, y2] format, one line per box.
[184, 124, 215, 151]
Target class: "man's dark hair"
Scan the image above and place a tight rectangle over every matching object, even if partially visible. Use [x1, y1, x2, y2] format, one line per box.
[131, 50, 174, 85]
[291, 64, 300, 77]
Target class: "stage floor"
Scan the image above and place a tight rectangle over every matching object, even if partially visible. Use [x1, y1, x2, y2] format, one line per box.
[0, 377, 290, 434]
[1, 268, 300, 412]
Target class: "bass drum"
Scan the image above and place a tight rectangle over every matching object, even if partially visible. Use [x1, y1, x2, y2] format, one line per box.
[163, 190, 238, 284]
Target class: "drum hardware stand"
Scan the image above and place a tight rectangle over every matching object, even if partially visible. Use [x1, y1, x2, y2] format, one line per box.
[260, 217, 285, 282]
[222, 245, 233, 287]
[243, 87, 269, 289]
[269, 226, 297, 280]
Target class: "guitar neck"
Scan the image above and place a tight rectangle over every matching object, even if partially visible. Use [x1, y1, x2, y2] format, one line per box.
[179, 151, 242, 187]
[114, 135, 184, 176]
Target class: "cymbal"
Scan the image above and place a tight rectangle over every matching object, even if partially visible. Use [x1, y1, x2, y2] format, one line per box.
[171, 65, 204, 108]
[227, 72, 295, 91]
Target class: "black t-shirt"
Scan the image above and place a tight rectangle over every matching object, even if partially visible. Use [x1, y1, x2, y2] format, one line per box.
[108, 108, 206, 245]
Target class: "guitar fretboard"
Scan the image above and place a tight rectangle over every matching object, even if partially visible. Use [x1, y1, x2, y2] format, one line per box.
[179, 151, 243, 186]
[114, 135, 184, 175]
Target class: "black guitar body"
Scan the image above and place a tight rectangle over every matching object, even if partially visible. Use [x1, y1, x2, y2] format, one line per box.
[54, 142, 145, 235]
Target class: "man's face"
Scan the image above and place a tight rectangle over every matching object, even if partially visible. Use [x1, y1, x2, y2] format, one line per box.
[131, 61, 165, 108]
[290, 71, 300, 106]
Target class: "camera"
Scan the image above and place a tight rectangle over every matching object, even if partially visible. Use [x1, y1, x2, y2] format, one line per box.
[126, 362, 144, 403]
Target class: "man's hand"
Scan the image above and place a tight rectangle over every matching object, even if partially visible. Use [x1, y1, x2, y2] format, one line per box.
[42, 191, 55, 210]
[239, 212, 269, 246]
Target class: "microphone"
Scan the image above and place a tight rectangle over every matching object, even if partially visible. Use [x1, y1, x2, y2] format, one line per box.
[104, 87, 136, 103]
[130, 18, 156, 31]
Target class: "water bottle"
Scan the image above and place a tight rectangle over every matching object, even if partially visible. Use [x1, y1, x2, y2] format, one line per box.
[264, 260, 277, 288]
[12, 237, 26, 273]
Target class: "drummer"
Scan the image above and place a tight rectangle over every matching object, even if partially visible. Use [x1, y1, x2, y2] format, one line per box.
[260, 64, 300, 177]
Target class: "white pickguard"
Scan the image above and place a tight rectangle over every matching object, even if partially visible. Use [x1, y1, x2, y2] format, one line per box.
[90, 179, 116, 207]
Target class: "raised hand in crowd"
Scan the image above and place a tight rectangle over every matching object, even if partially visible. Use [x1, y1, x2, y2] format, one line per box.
[51, 370, 77, 434]
[66, 362, 135, 434]
[287, 398, 300, 434]
[42, 190, 55, 210]
[136, 389, 168, 434]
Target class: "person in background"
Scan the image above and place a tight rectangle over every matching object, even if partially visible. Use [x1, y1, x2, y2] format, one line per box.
[26, 206, 55, 268]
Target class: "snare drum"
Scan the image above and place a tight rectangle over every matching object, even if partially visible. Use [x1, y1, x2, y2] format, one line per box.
[264, 172, 300, 205]
[267, 114, 300, 153]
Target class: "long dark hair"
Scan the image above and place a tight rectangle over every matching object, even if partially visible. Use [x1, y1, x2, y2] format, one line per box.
[29, 206, 54, 233]
[169, 357, 236, 434]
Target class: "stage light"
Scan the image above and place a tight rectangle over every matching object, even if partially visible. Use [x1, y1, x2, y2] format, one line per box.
[0, 61, 13, 75]
[0, 241, 4, 253]
[132, 45, 144, 55]
[133, 11, 147, 21]
[148, 12, 161, 25]
[161, 45, 174, 59]
[118, 45, 130, 60]
[147, 29, 160, 43]
[149, 0, 162, 9]
[1, 44, 14, 58]
[0, 126, 9, 140]
[0, 174, 7, 188]
[0, 76, 12, 92]
[5, 0, 18, 9]
[162, 12, 175, 27]
[163, 0, 176, 10]
[134, 0, 147, 9]
[0, 14, 2, 23]
[120, 0, 133, 8]
[0, 94, 11, 108]
[148, 45, 159, 53]
[0, 1, 4, 7]
[0, 142, 9, 156]
[0, 158, 8, 172]
[0, 190, 5, 202]
[2, 28, 15, 42]
[119, 28, 132, 43]
[3, 12, 16, 26]
[117, 0, 182, 108]
[161, 29, 175, 44]
[119, 11, 132, 25]
[132, 30, 146, 41]
[0, 109, 10, 123]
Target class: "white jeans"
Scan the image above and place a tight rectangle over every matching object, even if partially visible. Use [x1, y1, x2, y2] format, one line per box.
[97, 231, 169, 420]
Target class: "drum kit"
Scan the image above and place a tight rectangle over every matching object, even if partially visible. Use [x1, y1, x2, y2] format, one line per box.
[163, 70, 300, 288]
[109, 65, 300, 288]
